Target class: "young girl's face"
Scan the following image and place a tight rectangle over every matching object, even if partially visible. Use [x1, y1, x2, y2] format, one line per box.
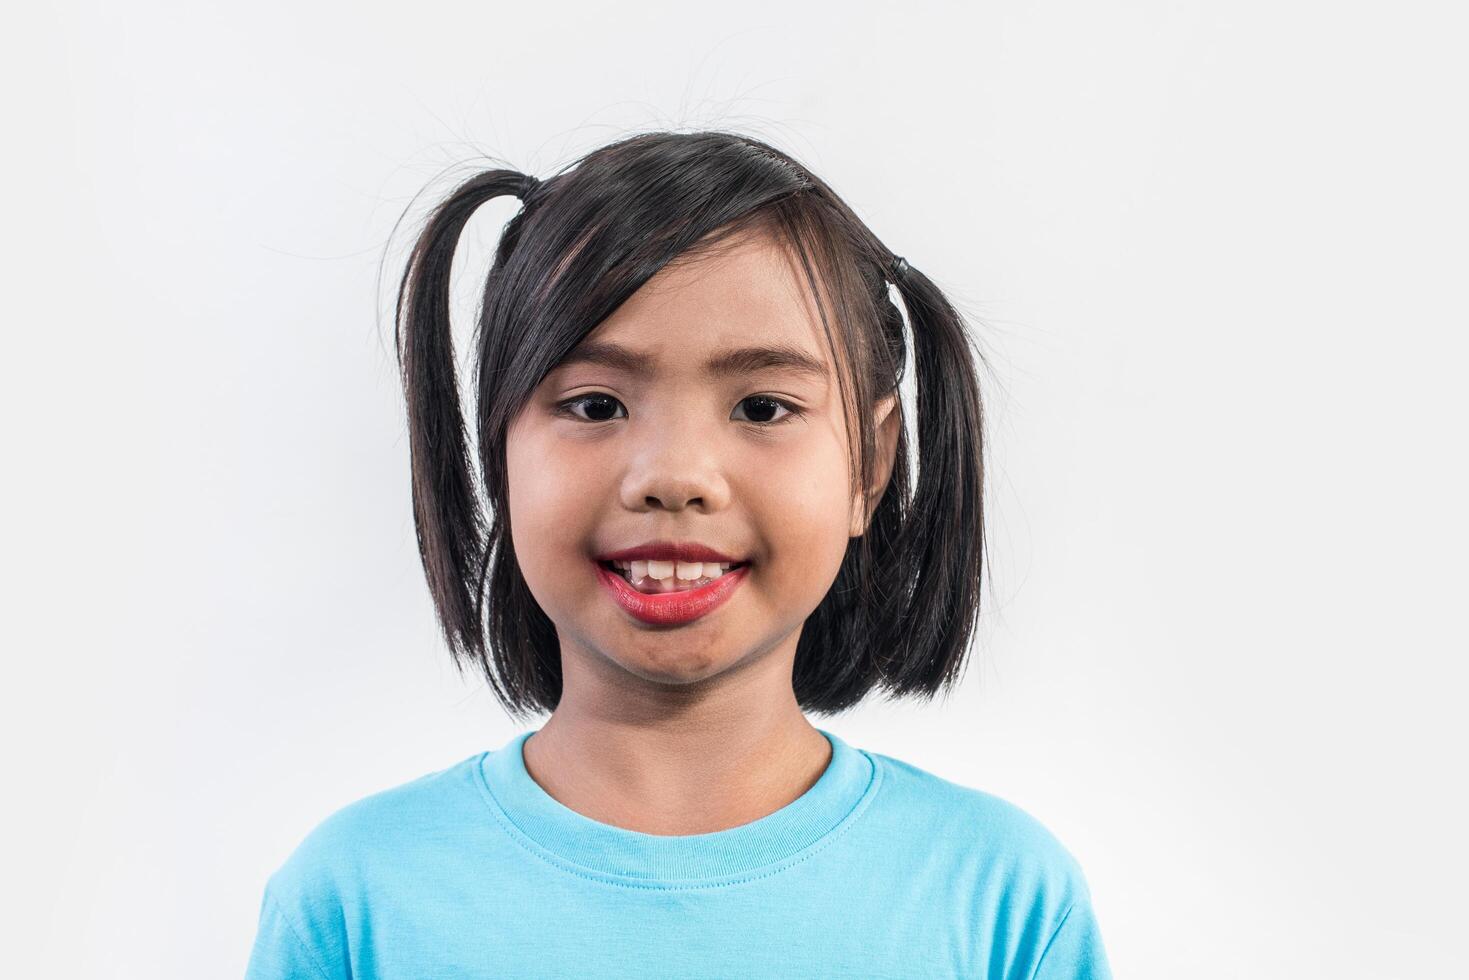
[506, 230, 894, 691]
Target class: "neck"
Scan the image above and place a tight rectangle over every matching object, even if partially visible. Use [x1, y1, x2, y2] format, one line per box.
[521, 643, 831, 836]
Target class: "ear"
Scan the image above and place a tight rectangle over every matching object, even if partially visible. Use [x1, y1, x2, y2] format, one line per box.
[849, 392, 901, 538]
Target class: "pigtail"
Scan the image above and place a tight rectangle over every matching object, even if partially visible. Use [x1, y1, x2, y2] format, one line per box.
[394, 169, 535, 665]
[880, 259, 987, 696]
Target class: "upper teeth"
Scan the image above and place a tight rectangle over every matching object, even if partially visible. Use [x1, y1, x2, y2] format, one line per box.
[613, 559, 735, 581]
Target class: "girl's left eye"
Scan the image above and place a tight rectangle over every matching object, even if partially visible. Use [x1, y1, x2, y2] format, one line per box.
[731, 395, 800, 426]
[555, 393, 802, 426]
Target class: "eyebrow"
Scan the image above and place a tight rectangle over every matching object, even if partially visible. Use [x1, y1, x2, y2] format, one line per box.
[555, 340, 830, 382]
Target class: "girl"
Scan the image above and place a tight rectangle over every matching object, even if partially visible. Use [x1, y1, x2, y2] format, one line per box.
[247, 131, 1111, 979]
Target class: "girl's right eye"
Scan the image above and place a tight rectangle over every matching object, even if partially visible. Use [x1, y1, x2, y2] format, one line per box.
[557, 392, 626, 423]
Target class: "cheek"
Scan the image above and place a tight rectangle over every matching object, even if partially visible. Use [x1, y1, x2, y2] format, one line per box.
[745, 435, 852, 594]
[504, 425, 606, 594]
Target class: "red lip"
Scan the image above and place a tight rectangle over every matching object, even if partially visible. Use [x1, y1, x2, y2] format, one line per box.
[595, 540, 746, 565]
[594, 560, 750, 626]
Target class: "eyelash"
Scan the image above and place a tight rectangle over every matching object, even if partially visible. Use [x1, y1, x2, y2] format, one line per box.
[555, 393, 804, 427]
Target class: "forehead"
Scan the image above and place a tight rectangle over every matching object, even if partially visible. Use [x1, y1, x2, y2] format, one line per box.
[558, 230, 835, 379]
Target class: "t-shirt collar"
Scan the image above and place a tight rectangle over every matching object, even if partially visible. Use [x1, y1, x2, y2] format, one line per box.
[476, 726, 877, 884]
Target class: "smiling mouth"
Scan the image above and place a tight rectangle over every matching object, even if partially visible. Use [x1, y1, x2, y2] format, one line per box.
[596, 559, 749, 594]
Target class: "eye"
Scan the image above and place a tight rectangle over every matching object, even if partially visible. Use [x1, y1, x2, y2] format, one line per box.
[556, 393, 802, 426]
[557, 392, 626, 423]
[732, 395, 801, 426]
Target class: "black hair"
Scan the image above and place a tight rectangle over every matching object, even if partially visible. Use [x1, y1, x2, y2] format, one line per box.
[392, 130, 987, 722]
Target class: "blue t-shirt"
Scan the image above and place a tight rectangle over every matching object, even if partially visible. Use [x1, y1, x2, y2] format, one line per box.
[246, 728, 1110, 978]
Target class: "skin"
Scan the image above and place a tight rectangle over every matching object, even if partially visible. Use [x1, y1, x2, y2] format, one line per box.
[505, 228, 900, 836]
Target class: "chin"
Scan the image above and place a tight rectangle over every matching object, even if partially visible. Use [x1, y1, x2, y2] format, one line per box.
[601, 639, 728, 686]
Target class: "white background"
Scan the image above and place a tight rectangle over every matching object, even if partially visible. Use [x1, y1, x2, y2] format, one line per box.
[4, 1, 1466, 976]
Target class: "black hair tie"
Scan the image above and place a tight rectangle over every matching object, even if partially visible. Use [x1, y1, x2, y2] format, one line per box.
[889, 254, 909, 281]
[517, 173, 542, 203]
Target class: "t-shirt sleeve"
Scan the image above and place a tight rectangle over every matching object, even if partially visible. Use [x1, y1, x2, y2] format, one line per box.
[244, 881, 351, 980]
[1029, 899, 1112, 980]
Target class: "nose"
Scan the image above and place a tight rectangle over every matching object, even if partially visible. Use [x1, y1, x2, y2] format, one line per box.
[618, 427, 733, 514]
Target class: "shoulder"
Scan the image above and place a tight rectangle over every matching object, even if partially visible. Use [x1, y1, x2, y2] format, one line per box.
[865, 748, 1093, 904]
[247, 755, 488, 978]
[862, 748, 1108, 973]
[262, 753, 486, 903]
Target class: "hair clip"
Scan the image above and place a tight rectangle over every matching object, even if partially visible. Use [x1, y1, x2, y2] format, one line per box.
[518, 173, 542, 203]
